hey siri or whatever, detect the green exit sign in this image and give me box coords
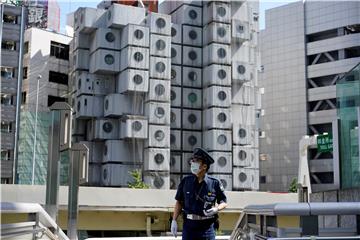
[317,134,333,153]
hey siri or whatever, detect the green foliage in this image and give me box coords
[288,178,298,193]
[128,170,150,189]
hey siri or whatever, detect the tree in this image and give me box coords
[128,170,150,189]
[288,178,297,193]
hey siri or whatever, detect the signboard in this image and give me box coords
[317,134,333,153]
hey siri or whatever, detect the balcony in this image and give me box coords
[308,109,337,125]
[308,85,336,102]
[1,49,19,68]
[1,77,18,94]
[0,132,15,149]
[307,33,360,55]
[1,105,16,122]
[307,57,360,79]
[2,22,21,41]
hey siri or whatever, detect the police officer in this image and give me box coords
[171,147,227,240]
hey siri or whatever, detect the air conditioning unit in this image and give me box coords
[117,69,149,94]
[203,107,232,130]
[149,56,171,80]
[106,4,145,29]
[210,174,232,191]
[146,124,170,148]
[101,163,142,187]
[146,79,171,103]
[170,174,181,189]
[233,167,259,190]
[231,19,250,43]
[182,130,202,151]
[203,43,231,66]
[232,84,255,105]
[75,95,104,119]
[203,129,232,151]
[170,130,181,150]
[87,118,119,140]
[172,5,202,26]
[145,102,171,125]
[182,152,192,173]
[89,49,120,74]
[143,171,170,189]
[171,65,182,86]
[104,94,144,117]
[150,34,171,58]
[182,25,202,47]
[76,71,115,96]
[182,46,202,67]
[233,146,258,168]
[73,31,90,50]
[171,44,182,65]
[120,46,149,71]
[170,107,181,129]
[203,64,231,87]
[90,28,121,53]
[182,88,202,109]
[232,105,255,126]
[145,12,171,36]
[103,139,143,163]
[73,49,89,71]
[232,124,256,146]
[144,148,170,171]
[74,7,103,33]
[88,162,101,186]
[208,152,232,174]
[170,87,181,108]
[120,116,148,140]
[121,24,150,49]
[171,23,182,44]
[203,22,231,45]
[80,141,104,163]
[232,62,253,83]
[170,153,181,173]
[182,109,202,130]
[182,67,202,88]
[203,86,231,108]
[203,2,231,26]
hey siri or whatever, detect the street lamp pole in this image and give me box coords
[31,75,41,185]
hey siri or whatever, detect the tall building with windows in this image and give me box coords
[16,27,72,184]
[1,4,24,184]
[259,1,360,192]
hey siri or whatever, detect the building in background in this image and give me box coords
[17,27,72,184]
[24,0,61,32]
[1,4,24,184]
[259,1,360,192]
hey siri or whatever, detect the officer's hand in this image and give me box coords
[171,219,178,237]
[203,207,219,216]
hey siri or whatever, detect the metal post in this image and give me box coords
[13,6,26,184]
[31,77,40,185]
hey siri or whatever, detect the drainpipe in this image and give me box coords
[146,216,152,237]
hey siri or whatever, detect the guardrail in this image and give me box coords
[86,237,230,240]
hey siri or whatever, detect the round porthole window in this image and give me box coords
[134,52,144,62]
[218,69,227,79]
[155,130,165,141]
[217,7,226,17]
[239,172,247,182]
[171,69,176,80]
[239,128,247,138]
[217,27,226,37]
[154,153,164,164]
[220,179,227,189]
[217,112,227,123]
[218,91,227,101]
[133,74,143,85]
[217,48,226,59]
[154,176,164,188]
[155,62,166,73]
[189,30,197,40]
[188,114,197,124]
[105,32,115,42]
[188,71,197,82]
[188,92,197,103]
[217,134,227,145]
[189,9,197,20]
[102,122,113,133]
[155,107,165,118]
[171,90,176,101]
[104,54,114,65]
[188,50,197,61]
[170,111,176,123]
[155,84,165,96]
[171,48,177,58]
[170,134,176,144]
[156,18,166,29]
[239,150,247,160]
[238,65,246,74]
[134,29,144,40]
[171,27,177,37]
[132,121,142,131]
[218,157,227,167]
[188,135,197,146]
[156,39,166,51]
[104,99,109,110]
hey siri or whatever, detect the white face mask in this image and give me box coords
[190,162,201,175]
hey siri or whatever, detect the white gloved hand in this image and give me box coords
[203,207,219,217]
[171,219,178,237]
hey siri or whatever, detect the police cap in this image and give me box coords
[193,147,214,166]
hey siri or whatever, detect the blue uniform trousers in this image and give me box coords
[182,218,215,240]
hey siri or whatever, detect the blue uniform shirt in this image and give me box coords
[175,174,227,216]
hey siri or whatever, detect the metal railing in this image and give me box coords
[1,202,69,240]
[86,237,230,240]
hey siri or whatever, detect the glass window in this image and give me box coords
[1,122,12,133]
[1,150,11,161]
[1,94,13,106]
[1,67,15,79]
[50,41,69,60]
[23,67,28,79]
[3,14,17,24]
[2,40,16,51]
[24,42,29,54]
[49,71,69,85]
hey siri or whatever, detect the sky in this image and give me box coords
[57,0,299,34]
